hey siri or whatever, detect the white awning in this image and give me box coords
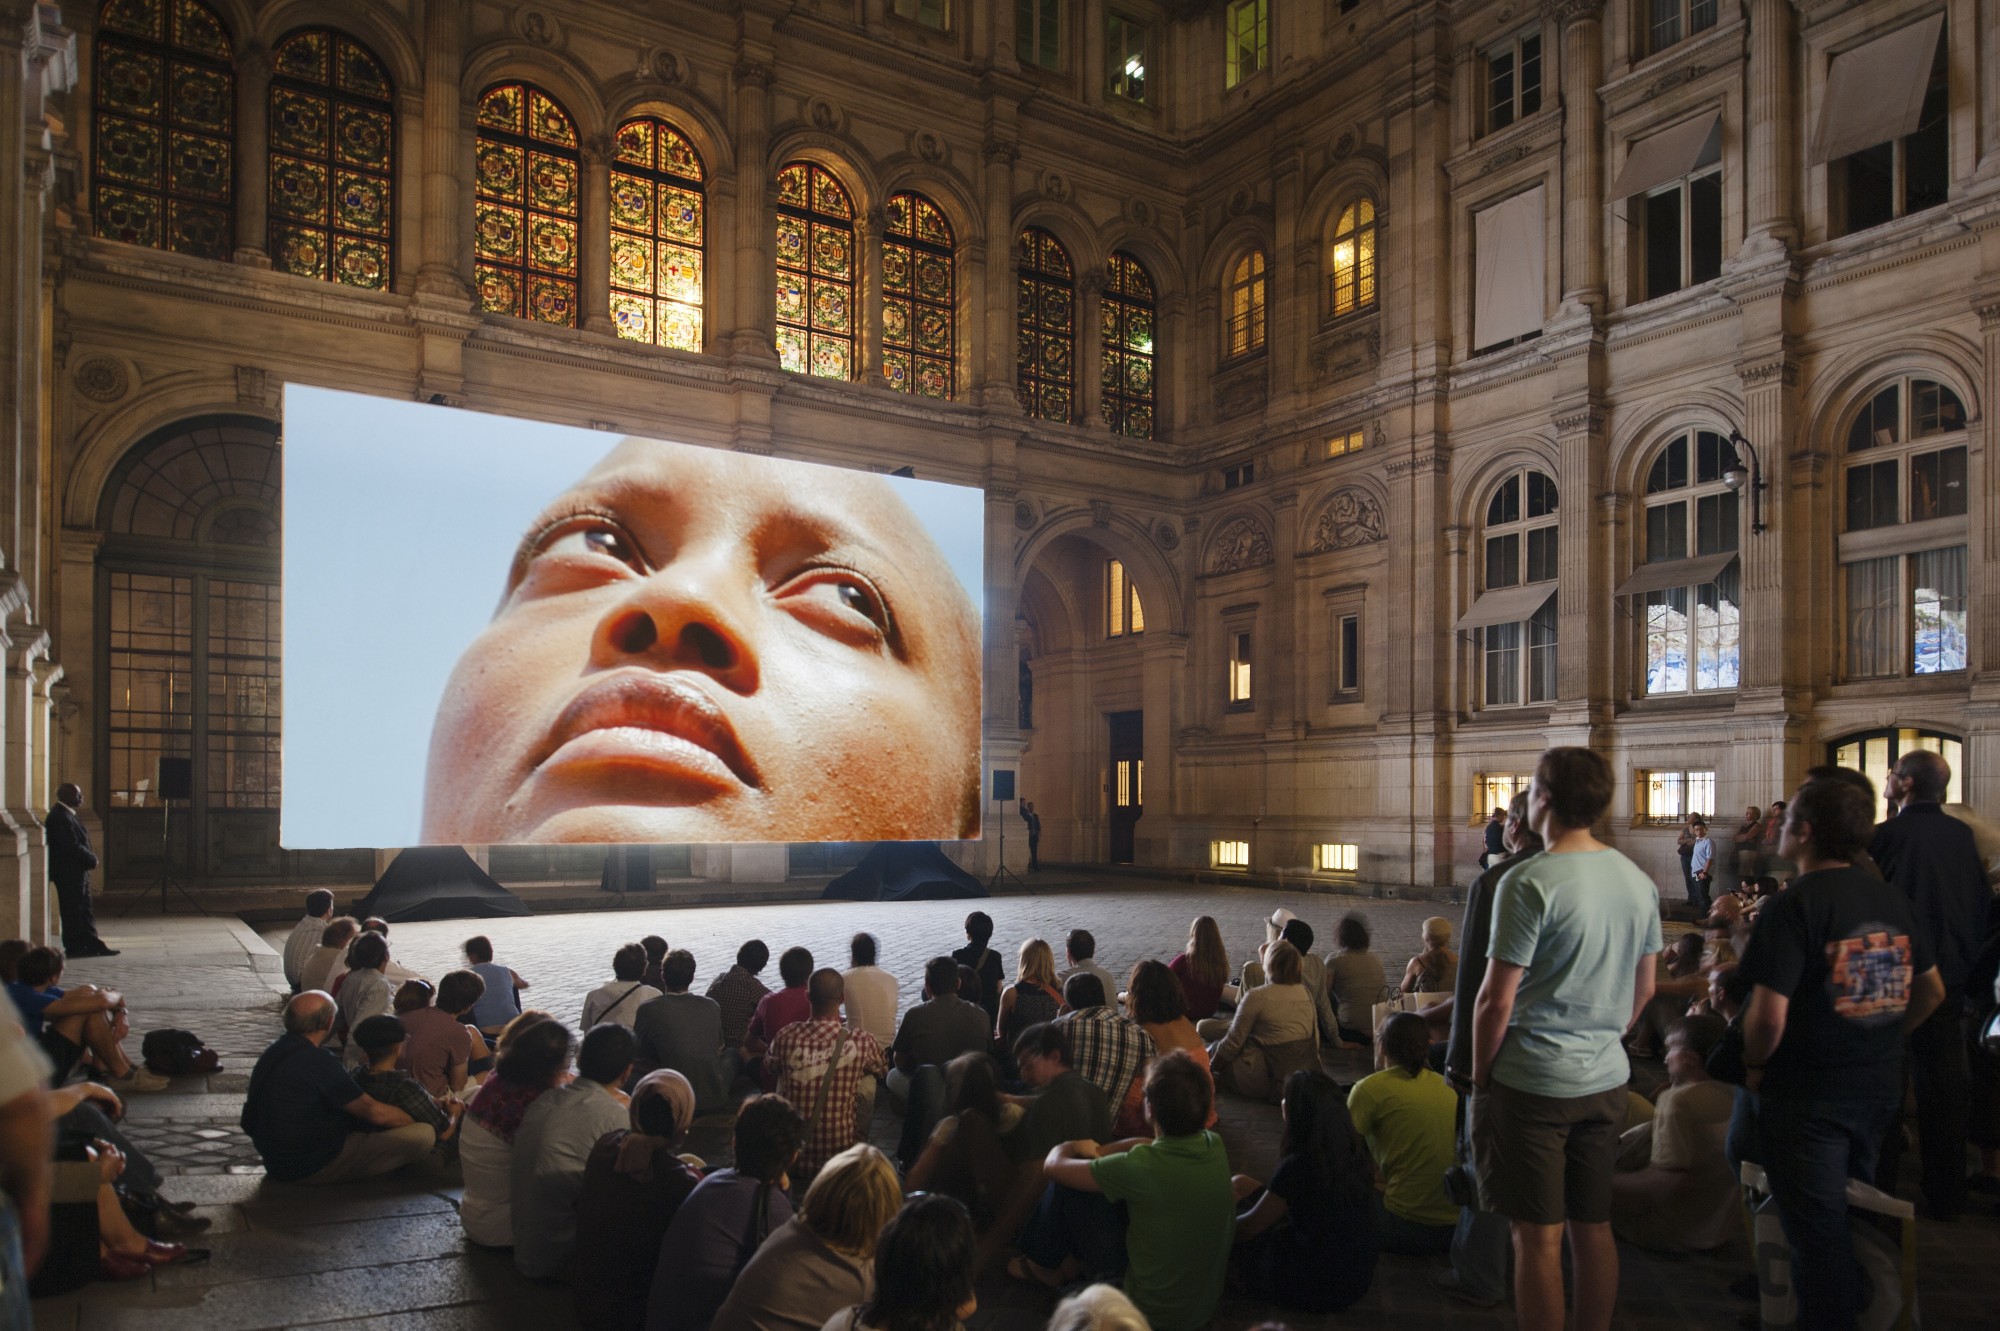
[1473,185,1546,352]
[1810,13,1945,165]
[1614,552,1738,599]
[1610,111,1722,201]
[1454,583,1555,631]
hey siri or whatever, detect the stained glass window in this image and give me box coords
[609,117,705,351]
[1017,228,1074,423]
[774,162,856,379]
[1227,250,1265,357]
[474,83,581,326]
[884,193,955,399]
[1102,252,1156,439]
[93,0,236,259]
[267,29,393,289]
[1329,198,1377,318]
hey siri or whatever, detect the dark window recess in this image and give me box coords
[1337,614,1360,692]
[1647,500,1689,562]
[1843,143,1896,233]
[1644,189,1682,301]
[1846,460,1900,532]
[1909,446,1967,521]
[1486,533,1520,589]
[1905,81,1949,212]
[1689,172,1722,285]
[1694,490,1738,555]
[1526,526,1558,583]
[1223,462,1254,489]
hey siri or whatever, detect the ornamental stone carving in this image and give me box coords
[1013,498,1037,530]
[1308,488,1386,551]
[1154,519,1179,550]
[1206,517,1274,574]
[73,358,128,403]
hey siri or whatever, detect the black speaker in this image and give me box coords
[991,769,1016,802]
[157,757,193,801]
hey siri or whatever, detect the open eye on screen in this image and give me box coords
[779,568,895,641]
[527,515,649,574]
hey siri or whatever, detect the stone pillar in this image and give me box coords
[232,43,272,267]
[1137,633,1188,866]
[859,206,884,385]
[1077,270,1105,428]
[1290,237,1318,398]
[580,134,613,333]
[1266,491,1300,736]
[979,131,1019,409]
[730,46,778,360]
[1268,152,1302,410]
[1743,0,1798,248]
[1736,355,1800,690]
[1552,397,1610,702]
[1553,1,1605,313]
[416,0,469,299]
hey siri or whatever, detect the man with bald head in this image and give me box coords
[239,991,434,1184]
[769,968,887,1176]
[46,782,113,958]
[1869,748,1995,1218]
[420,438,983,846]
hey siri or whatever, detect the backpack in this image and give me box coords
[142,1028,222,1077]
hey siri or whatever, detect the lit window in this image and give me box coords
[474,83,581,325]
[894,0,947,30]
[1017,0,1061,70]
[774,161,856,380]
[1228,631,1253,703]
[1649,0,1718,55]
[1640,431,1742,694]
[1484,29,1542,135]
[1115,758,1144,807]
[608,117,706,351]
[1226,250,1267,357]
[1213,839,1250,868]
[1835,29,1948,236]
[1639,769,1716,822]
[1018,227,1075,422]
[1480,469,1559,707]
[1314,843,1358,873]
[1328,199,1377,319]
[1474,772,1531,822]
[1224,0,1268,89]
[1327,428,1366,458]
[267,29,394,288]
[883,192,956,399]
[1832,729,1963,808]
[1335,612,1361,695]
[1102,253,1157,439]
[1108,14,1148,101]
[1107,559,1146,637]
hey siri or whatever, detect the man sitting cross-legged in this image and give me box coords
[632,948,733,1114]
[770,969,888,1181]
[240,991,435,1184]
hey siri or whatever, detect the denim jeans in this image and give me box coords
[1017,1182,1129,1280]
[0,1193,26,1328]
[1756,1092,1898,1331]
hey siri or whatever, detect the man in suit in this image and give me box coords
[47,783,115,958]
[1022,801,1043,872]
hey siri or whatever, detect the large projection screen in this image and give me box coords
[282,385,985,849]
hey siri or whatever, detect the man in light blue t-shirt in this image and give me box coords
[1470,746,1660,1331]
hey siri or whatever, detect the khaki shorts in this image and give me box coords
[1470,1079,1627,1225]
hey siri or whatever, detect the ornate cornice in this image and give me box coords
[1542,0,1605,26]
[1386,450,1447,479]
[1552,405,1604,436]
[1737,357,1798,389]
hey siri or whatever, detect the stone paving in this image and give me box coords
[29,878,2000,1329]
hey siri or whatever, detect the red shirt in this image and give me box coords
[747,986,814,1089]
[771,1017,888,1172]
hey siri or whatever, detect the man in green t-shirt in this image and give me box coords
[1019,1050,1234,1331]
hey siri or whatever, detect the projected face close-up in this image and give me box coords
[419,439,982,845]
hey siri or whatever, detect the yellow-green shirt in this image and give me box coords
[1347,1066,1460,1227]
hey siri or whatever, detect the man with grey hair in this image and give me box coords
[240,991,433,1184]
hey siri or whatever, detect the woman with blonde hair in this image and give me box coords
[1206,941,1317,1102]
[1045,1285,1150,1331]
[1168,917,1228,1020]
[1397,917,1457,995]
[995,939,1064,1068]
[712,1143,902,1331]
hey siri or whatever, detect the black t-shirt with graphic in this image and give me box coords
[1738,865,1934,1100]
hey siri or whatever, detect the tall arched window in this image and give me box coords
[1479,469,1558,706]
[1327,198,1377,319]
[1017,228,1074,422]
[1102,252,1157,439]
[1831,727,1964,812]
[1226,250,1266,358]
[883,192,955,399]
[267,29,393,288]
[474,83,580,326]
[1842,376,1969,678]
[775,162,856,379]
[609,117,705,351]
[1637,431,1740,694]
[93,0,235,259]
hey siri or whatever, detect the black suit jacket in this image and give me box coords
[46,803,99,883]
[1869,801,1992,992]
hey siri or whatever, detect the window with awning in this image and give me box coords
[1472,185,1546,354]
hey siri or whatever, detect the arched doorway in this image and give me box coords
[1828,726,1963,816]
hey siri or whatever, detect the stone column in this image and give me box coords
[415,0,469,299]
[1736,355,1800,690]
[232,43,272,266]
[1553,1,1605,313]
[580,134,613,333]
[1551,397,1609,702]
[859,206,884,385]
[979,132,1020,409]
[1743,0,1798,248]
[1266,491,1300,737]
[1137,632,1188,867]
[1077,270,1105,428]
[729,46,777,359]
[1268,151,1302,410]
[1290,238,1318,397]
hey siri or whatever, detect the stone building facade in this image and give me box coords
[0,0,1996,932]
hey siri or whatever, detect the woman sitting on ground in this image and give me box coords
[1324,914,1385,1048]
[903,1054,1019,1218]
[995,939,1064,1072]
[1345,1013,1458,1256]
[710,1143,902,1331]
[819,1193,978,1331]
[1205,941,1317,1103]
[647,1095,806,1331]
[335,932,397,1063]
[1231,1070,1376,1312]
[1168,917,1229,1022]
[75,1138,207,1284]
[458,1013,566,1247]
[1122,961,1213,1133]
[1397,917,1457,996]
[574,1069,704,1330]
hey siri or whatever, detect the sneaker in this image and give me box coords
[109,1067,171,1093]
[1427,1269,1499,1308]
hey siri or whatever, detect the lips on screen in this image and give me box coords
[279,385,985,849]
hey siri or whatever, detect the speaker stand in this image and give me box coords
[120,798,208,916]
[987,799,1023,891]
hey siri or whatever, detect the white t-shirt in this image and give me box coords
[842,966,900,1045]
[581,979,662,1030]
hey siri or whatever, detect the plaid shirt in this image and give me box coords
[1055,1007,1151,1110]
[771,1016,887,1173]
[705,966,772,1046]
[355,1067,451,1136]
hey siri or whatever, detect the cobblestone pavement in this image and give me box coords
[29,881,2000,1329]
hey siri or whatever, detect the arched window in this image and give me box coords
[1017,228,1074,423]
[267,29,393,288]
[1637,431,1740,694]
[1841,376,1969,678]
[1226,250,1266,358]
[1102,252,1157,439]
[1327,198,1377,319]
[609,117,705,351]
[1479,469,1558,706]
[473,83,580,326]
[884,192,955,399]
[1830,727,1964,812]
[93,0,235,259]
[774,162,856,380]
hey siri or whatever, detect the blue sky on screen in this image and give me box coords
[281,384,985,849]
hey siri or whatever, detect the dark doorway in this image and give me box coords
[1108,710,1143,863]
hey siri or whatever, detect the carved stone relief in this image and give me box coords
[1308,488,1386,552]
[1205,517,1274,574]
